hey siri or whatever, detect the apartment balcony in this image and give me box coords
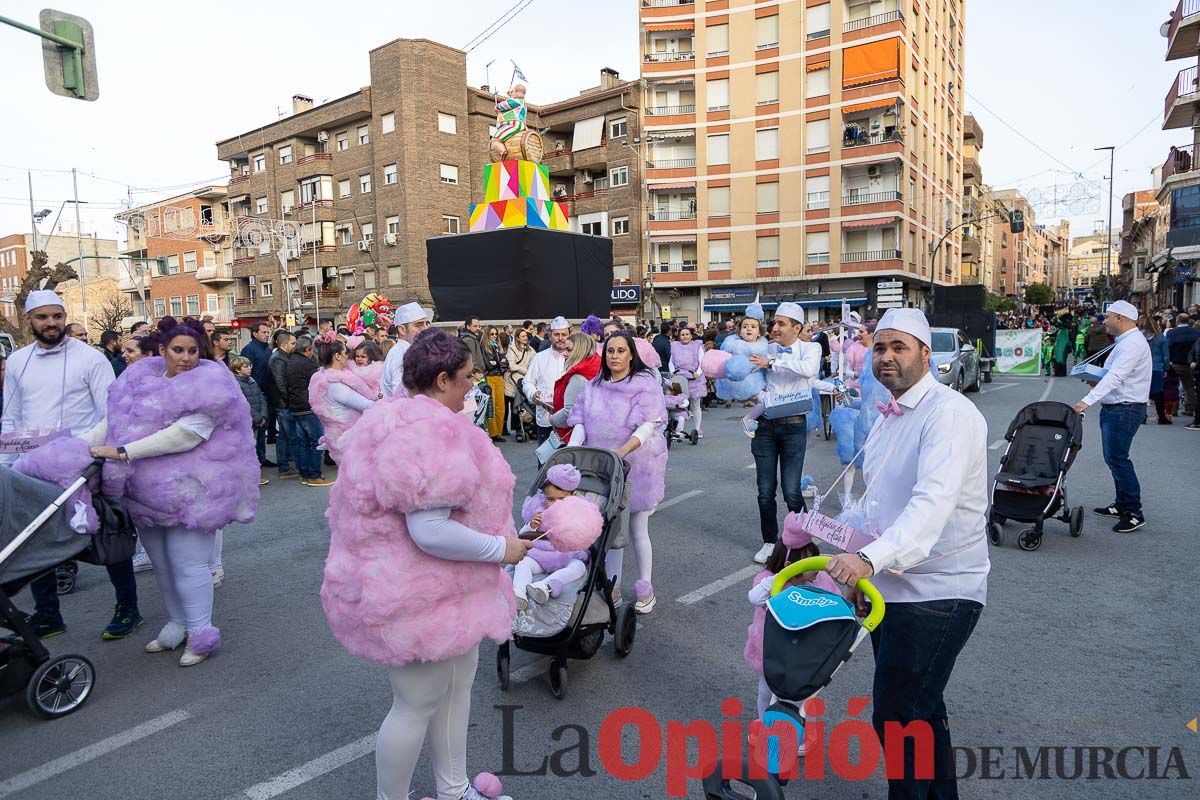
[543,147,573,176]
[651,261,698,273]
[962,233,981,263]
[643,50,695,74]
[641,0,694,19]
[841,248,903,265]
[842,129,905,159]
[293,199,338,223]
[648,157,696,169]
[228,173,251,188]
[1163,65,1199,129]
[118,271,150,294]
[963,155,980,181]
[843,10,904,37]
[963,114,984,147]
[294,152,334,179]
[1166,0,1200,61]
[646,103,696,118]
[196,263,236,284]
[841,189,902,207]
[300,286,341,304]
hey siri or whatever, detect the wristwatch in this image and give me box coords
[856,552,874,574]
[116,446,129,462]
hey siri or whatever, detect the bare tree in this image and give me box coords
[0,251,80,346]
[89,292,133,337]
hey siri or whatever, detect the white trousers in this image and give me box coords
[209,528,223,571]
[377,645,479,800]
[138,525,215,633]
[604,509,653,589]
[689,396,703,433]
[513,557,587,598]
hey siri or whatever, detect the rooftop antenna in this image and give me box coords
[485,59,495,95]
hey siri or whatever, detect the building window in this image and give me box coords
[756,127,780,160]
[336,131,349,151]
[381,112,395,134]
[806,68,830,98]
[438,112,457,134]
[384,163,397,184]
[280,189,295,214]
[708,186,730,216]
[386,215,400,235]
[756,236,780,268]
[253,154,265,172]
[443,215,460,235]
[807,2,831,38]
[612,217,630,236]
[278,145,292,165]
[804,120,829,154]
[364,270,377,289]
[757,182,779,214]
[609,117,628,139]
[186,294,200,315]
[339,227,353,245]
[360,173,372,193]
[709,239,731,268]
[806,231,831,264]
[582,221,603,236]
[357,124,369,145]
[440,164,459,185]
[184,251,198,272]
[708,133,730,165]
[706,78,729,111]
[204,251,216,268]
[154,298,166,317]
[756,15,779,49]
[388,266,403,285]
[170,296,183,316]
[342,271,357,291]
[166,255,180,275]
[706,23,729,56]
[609,166,629,187]
[300,178,323,204]
[256,197,269,214]
[338,179,351,198]
[613,264,631,281]
[361,222,373,242]
[260,281,273,298]
[206,293,218,312]
[756,72,779,105]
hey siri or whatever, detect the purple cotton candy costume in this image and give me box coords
[670,340,706,398]
[308,366,375,463]
[101,357,258,531]
[321,395,517,667]
[568,370,667,513]
[13,436,100,533]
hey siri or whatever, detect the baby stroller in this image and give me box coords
[663,374,698,448]
[497,447,634,699]
[509,378,537,442]
[702,556,885,798]
[467,381,492,430]
[989,401,1085,552]
[0,460,104,719]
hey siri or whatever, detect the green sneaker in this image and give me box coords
[101,606,144,641]
[26,614,66,639]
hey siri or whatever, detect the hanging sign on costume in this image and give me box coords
[798,509,878,553]
[0,428,68,455]
[995,329,1042,375]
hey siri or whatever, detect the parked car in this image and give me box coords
[930,327,981,392]
[0,332,15,358]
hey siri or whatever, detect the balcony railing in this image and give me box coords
[1162,143,1196,182]
[195,264,234,282]
[649,209,698,221]
[296,153,333,166]
[647,104,696,116]
[842,249,902,263]
[643,0,693,6]
[807,252,831,265]
[229,174,250,186]
[1164,65,1199,120]
[649,158,697,168]
[1168,0,1200,55]
[645,51,695,63]
[842,129,904,149]
[557,188,608,202]
[844,10,903,33]
[806,191,830,210]
[296,199,334,210]
[842,190,902,205]
[543,147,572,159]
[652,261,698,272]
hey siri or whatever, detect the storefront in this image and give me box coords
[610,284,642,319]
[701,282,868,323]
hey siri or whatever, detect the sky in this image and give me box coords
[0,0,1183,245]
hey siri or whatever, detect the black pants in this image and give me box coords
[536,425,552,445]
[24,558,139,622]
[1151,391,1167,422]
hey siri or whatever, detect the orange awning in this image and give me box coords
[842,98,896,115]
[805,60,830,72]
[842,38,903,88]
[646,21,695,32]
[843,216,898,229]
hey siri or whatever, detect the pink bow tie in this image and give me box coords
[876,397,904,418]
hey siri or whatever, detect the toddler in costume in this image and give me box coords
[744,513,841,752]
[712,296,772,433]
[514,464,594,609]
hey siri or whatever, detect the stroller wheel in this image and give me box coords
[547,656,568,700]
[1017,529,1043,552]
[988,523,1003,547]
[992,513,1007,525]
[63,561,78,575]
[614,604,637,657]
[1069,506,1084,537]
[54,568,76,596]
[702,761,786,800]
[690,429,699,446]
[496,643,510,691]
[25,654,96,719]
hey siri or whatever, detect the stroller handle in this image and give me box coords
[771,556,886,633]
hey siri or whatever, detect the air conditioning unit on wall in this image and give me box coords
[317,131,329,142]
[357,240,371,251]
[385,233,397,245]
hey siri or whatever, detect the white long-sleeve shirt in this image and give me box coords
[379,338,410,399]
[857,373,991,605]
[1,338,114,464]
[763,339,822,413]
[325,382,375,418]
[1081,327,1152,407]
[405,508,506,563]
[523,347,568,428]
[568,420,660,448]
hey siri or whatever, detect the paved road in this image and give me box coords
[2,376,1197,799]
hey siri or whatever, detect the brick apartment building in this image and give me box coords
[215,38,644,327]
[639,0,966,323]
[1,232,118,327]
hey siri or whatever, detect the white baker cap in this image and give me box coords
[550,316,570,330]
[876,307,932,348]
[775,302,804,323]
[394,302,428,325]
[24,290,64,313]
[1107,300,1138,321]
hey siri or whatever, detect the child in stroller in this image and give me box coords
[664,375,698,447]
[513,464,593,610]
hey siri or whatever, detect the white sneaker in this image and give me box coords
[742,417,758,439]
[753,543,774,564]
[526,581,551,605]
[132,551,153,573]
[211,567,224,588]
[461,788,512,800]
[634,594,656,615]
[179,646,209,667]
[514,594,529,612]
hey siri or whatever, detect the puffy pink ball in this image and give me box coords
[543,496,604,552]
[701,349,732,379]
[474,772,503,797]
[634,337,661,369]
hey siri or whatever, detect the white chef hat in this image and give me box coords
[394,302,428,325]
[550,316,570,330]
[876,307,932,348]
[774,302,804,323]
[1106,300,1138,321]
[24,290,64,313]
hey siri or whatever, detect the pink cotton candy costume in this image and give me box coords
[308,366,375,464]
[350,360,384,398]
[670,339,706,399]
[321,394,517,667]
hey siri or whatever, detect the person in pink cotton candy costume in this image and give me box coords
[321,328,529,800]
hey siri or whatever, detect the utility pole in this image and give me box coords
[71,167,88,331]
[1095,145,1115,304]
[312,199,319,329]
[27,171,38,251]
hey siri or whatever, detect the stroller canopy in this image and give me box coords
[997,401,1083,488]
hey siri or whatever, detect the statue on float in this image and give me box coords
[489,66,544,163]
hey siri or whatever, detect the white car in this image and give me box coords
[930,327,981,393]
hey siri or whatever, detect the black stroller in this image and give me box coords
[497,447,635,699]
[0,460,104,719]
[510,378,537,443]
[989,401,1085,552]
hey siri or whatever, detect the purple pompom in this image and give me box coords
[634,579,654,601]
[188,625,221,655]
[543,496,604,552]
[473,772,503,798]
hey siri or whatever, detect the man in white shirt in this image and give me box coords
[825,307,989,800]
[1,291,142,640]
[523,316,572,444]
[1072,300,1152,532]
[380,302,431,398]
[747,302,822,564]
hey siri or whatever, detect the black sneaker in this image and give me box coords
[1093,505,1121,517]
[25,614,66,639]
[101,605,144,640]
[1185,423,1200,431]
[1113,515,1145,533]
[260,459,278,468]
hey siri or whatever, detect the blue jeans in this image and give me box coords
[289,412,324,479]
[1099,403,1144,517]
[275,408,294,473]
[750,416,808,544]
[255,421,267,463]
[871,598,984,800]
[28,557,139,622]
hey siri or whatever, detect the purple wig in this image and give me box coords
[580,315,603,337]
[148,316,211,360]
[402,327,470,394]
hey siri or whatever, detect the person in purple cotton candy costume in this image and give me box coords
[512,464,602,609]
[669,326,707,437]
[83,316,259,667]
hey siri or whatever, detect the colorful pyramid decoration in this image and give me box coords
[469,159,570,232]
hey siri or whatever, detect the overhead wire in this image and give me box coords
[463,0,535,54]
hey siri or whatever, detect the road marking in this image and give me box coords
[980,383,1018,394]
[652,489,705,515]
[1038,378,1055,403]
[744,463,756,470]
[511,657,551,684]
[0,710,190,798]
[677,565,761,605]
[989,439,1007,450]
[235,734,377,800]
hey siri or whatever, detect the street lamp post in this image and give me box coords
[1095,146,1115,304]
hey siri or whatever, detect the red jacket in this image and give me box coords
[553,353,601,443]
